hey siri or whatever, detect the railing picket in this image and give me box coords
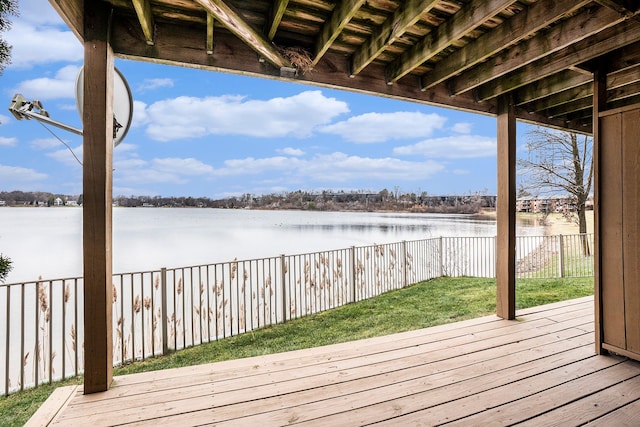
[0,232,596,396]
[5,286,10,396]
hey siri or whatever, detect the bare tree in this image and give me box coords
[518,127,593,253]
[0,0,18,75]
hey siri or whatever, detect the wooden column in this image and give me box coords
[496,94,516,320]
[593,68,606,355]
[82,0,114,393]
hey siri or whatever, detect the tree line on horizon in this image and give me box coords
[0,189,496,214]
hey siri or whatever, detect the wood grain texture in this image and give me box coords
[496,94,516,320]
[28,297,640,426]
[599,112,626,350]
[82,0,114,394]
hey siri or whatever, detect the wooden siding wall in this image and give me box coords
[599,103,640,360]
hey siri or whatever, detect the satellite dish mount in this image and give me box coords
[8,67,133,147]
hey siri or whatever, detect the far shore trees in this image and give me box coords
[518,127,593,254]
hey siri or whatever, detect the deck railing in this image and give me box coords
[0,233,593,395]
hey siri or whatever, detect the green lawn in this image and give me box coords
[0,276,594,426]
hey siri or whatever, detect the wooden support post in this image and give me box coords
[496,94,517,320]
[593,68,607,355]
[82,0,114,393]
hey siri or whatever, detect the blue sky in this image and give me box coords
[0,2,531,199]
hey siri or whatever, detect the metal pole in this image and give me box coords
[161,268,168,355]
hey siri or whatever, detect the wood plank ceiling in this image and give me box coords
[50,0,640,134]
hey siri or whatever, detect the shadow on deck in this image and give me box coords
[27,296,640,426]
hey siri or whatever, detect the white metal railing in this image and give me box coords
[0,233,593,395]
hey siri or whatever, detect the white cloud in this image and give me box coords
[47,144,83,167]
[0,114,12,125]
[220,156,297,176]
[30,138,61,150]
[393,135,496,158]
[152,158,215,175]
[0,164,48,182]
[453,169,471,175]
[13,65,80,100]
[301,152,445,181]
[319,111,447,143]
[452,122,472,134]
[137,78,174,92]
[213,152,444,182]
[140,90,349,141]
[113,156,216,186]
[0,137,18,147]
[5,22,82,69]
[131,100,150,128]
[17,3,67,26]
[277,147,305,156]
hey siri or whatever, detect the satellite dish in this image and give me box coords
[75,66,133,147]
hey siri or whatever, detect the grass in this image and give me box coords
[0,276,594,426]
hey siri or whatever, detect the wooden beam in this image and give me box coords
[313,0,365,66]
[524,83,592,113]
[267,0,289,40]
[82,0,114,394]
[48,0,83,42]
[608,63,640,88]
[109,17,499,116]
[193,0,291,69]
[515,65,640,109]
[515,108,593,135]
[420,0,590,90]
[349,0,439,77]
[386,0,517,84]
[594,0,640,22]
[131,0,154,45]
[546,97,592,118]
[514,71,592,105]
[475,17,640,101]
[449,5,623,96]
[206,14,214,54]
[496,94,516,320]
[593,68,607,355]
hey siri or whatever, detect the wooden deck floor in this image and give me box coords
[28,296,640,426]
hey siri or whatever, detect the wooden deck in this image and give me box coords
[28,296,640,426]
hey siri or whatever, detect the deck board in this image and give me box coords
[29,296,640,426]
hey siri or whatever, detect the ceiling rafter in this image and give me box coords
[475,18,640,101]
[547,97,592,118]
[420,0,591,91]
[131,0,155,45]
[448,5,624,96]
[349,0,439,77]
[385,0,517,85]
[514,71,592,105]
[51,0,640,134]
[193,0,291,69]
[520,63,640,111]
[514,106,590,133]
[594,0,640,21]
[206,13,214,54]
[267,0,289,40]
[524,83,592,113]
[313,0,365,66]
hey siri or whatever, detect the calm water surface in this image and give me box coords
[0,207,542,283]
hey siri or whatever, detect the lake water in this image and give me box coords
[0,207,543,284]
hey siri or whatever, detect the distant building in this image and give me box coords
[54,197,64,206]
[516,196,591,214]
[0,200,5,207]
